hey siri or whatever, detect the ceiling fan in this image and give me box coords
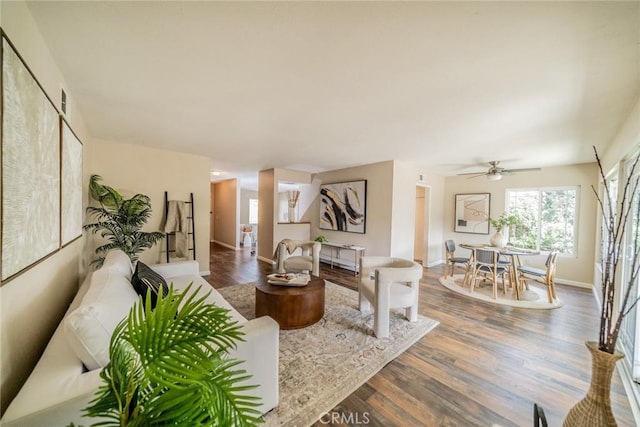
[457,161,541,181]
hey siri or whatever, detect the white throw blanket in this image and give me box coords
[164,200,189,258]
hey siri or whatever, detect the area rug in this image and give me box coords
[439,274,563,309]
[217,281,439,427]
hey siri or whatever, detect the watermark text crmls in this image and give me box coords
[319,411,371,425]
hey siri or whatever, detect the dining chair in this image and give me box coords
[533,403,548,427]
[444,240,470,279]
[518,251,559,303]
[471,248,508,299]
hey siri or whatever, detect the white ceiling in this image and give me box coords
[26,1,640,187]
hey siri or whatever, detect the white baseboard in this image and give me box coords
[426,259,444,268]
[555,278,592,289]
[199,270,211,276]
[257,255,275,264]
[213,240,239,251]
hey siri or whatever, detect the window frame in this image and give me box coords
[505,185,580,257]
[248,198,259,225]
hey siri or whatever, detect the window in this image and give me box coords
[249,198,258,224]
[506,187,578,255]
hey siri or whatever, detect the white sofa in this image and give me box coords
[1,250,279,426]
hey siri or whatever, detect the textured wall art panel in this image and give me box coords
[319,180,367,234]
[2,38,60,281]
[454,193,490,234]
[61,119,83,246]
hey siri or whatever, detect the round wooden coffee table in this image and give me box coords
[255,276,325,329]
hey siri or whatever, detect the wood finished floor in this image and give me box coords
[205,243,635,427]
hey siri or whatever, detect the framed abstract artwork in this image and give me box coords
[319,180,367,234]
[1,35,60,281]
[60,118,83,246]
[454,193,490,234]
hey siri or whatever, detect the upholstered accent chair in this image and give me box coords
[276,240,321,276]
[358,256,423,338]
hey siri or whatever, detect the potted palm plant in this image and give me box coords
[84,175,165,268]
[81,284,261,426]
[563,146,640,426]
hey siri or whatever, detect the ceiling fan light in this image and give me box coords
[487,173,502,181]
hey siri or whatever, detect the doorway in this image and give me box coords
[414,185,430,266]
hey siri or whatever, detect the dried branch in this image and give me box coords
[593,145,640,354]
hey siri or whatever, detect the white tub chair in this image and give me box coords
[358,256,423,338]
[276,240,321,276]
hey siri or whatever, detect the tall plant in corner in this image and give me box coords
[563,146,640,427]
[84,175,164,268]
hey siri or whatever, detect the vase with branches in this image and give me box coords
[488,212,521,233]
[487,212,522,248]
[83,175,164,268]
[563,146,640,426]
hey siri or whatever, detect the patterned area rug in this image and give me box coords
[217,281,439,427]
[439,274,564,309]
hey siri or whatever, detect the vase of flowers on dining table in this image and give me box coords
[488,213,521,248]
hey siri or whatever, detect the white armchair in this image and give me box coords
[276,240,321,276]
[358,256,423,338]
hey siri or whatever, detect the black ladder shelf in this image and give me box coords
[164,191,196,263]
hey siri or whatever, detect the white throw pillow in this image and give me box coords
[101,249,134,280]
[64,267,138,370]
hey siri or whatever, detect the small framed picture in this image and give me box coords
[454,193,490,234]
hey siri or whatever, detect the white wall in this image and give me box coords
[240,189,258,225]
[91,140,211,273]
[414,187,425,261]
[391,162,446,265]
[0,1,92,413]
[443,163,598,286]
[601,97,640,172]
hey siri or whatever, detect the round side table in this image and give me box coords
[255,276,325,329]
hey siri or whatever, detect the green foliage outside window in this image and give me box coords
[507,188,577,254]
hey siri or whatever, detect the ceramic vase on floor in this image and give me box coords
[562,341,624,427]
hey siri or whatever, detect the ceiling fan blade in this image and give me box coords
[457,171,487,176]
[502,167,542,173]
[465,173,488,179]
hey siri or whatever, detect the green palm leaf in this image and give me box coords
[85,175,165,268]
[83,284,261,426]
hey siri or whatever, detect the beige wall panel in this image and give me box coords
[213,179,239,248]
[210,183,215,241]
[91,139,210,273]
[258,169,275,260]
[311,161,394,257]
[0,0,91,413]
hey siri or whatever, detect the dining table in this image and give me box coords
[459,243,541,300]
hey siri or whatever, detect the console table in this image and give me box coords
[319,242,365,276]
